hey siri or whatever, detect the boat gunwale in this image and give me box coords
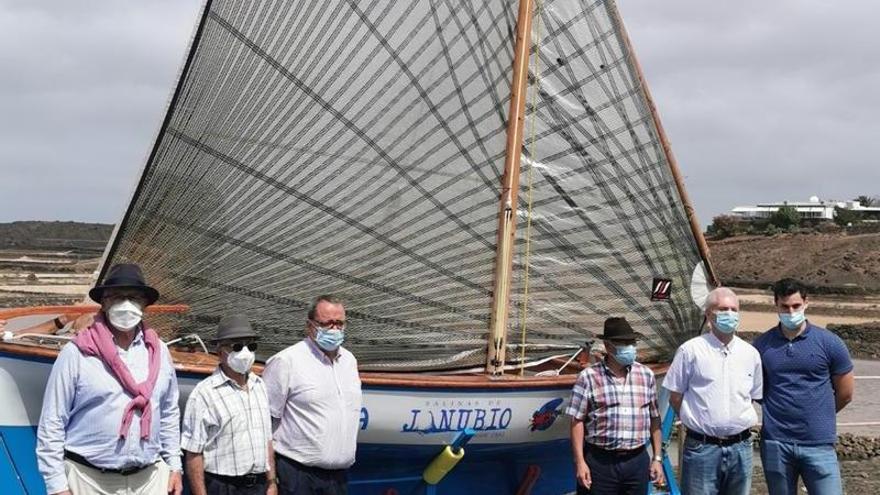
[0,305,668,389]
[0,340,668,390]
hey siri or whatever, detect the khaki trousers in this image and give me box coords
[64,460,170,495]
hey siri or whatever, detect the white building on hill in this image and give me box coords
[731,196,880,221]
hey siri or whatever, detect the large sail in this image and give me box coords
[102,0,711,371]
[507,1,708,365]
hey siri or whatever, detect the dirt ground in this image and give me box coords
[749,457,880,494]
[709,232,880,293]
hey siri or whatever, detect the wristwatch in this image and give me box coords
[652,455,663,463]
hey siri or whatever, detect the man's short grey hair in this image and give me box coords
[705,287,738,313]
[307,294,344,320]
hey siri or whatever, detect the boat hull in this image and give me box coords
[1,346,577,494]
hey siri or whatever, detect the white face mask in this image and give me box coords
[107,300,143,331]
[226,346,256,374]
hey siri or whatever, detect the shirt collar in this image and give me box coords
[600,357,630,377]
[108,321,145,350]
[705,331,736,351]
[774,320,813,340]
[802,321,814,336]
[305,337,341,363]
[211,366,258,389]
[119,327,145,347]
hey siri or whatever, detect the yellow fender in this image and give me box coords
[422,445,465,485]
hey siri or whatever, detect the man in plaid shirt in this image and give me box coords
[567,317,664,495]
[182,315,276,495]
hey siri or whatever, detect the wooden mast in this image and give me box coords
[606,0,719,286]
[486,0,535,375]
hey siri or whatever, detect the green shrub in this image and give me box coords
[834,206,863,227]
[707,215,748,239]
[769,205,800,229]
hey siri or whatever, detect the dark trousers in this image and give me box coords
[275,454,348,495]
[577,445,650,495]
[204,472,268,495]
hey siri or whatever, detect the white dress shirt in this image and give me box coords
[262,339,362,469]
[663,332,762,437]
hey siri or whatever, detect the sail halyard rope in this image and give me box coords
[518,0,544,377]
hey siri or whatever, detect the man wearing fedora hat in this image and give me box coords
[566,317,664,495]
[181,314,276,495]
[36,263,183,495]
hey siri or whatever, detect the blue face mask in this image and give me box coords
[315,327,345,351]
[714,310,739,334]
[613,344,637,366]
[779,311,806,330]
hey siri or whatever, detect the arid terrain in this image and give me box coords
[709,232,880,294]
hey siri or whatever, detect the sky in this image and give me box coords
[1,0,878,226]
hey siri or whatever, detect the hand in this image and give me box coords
[575,460,591,489]
[0,319,6,331]
[650,460,665,486]
[71,313,95,332]
[267,481,278,495]
[168,470,183,495]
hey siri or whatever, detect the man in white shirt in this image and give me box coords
[262,295,362,495]
[181,314,276,495]
[663,287,762,495]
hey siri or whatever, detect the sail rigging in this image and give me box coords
[100,0,713,371]
[505,0,711,364]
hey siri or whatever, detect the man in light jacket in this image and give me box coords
[37,263,183,495]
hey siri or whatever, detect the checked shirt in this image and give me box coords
[181,368,272,476]
[566,359,660,450]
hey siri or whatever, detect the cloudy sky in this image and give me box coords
[1,0,878,226]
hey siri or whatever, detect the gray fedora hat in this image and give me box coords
[211,314,259,342]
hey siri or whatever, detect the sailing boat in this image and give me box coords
[0,0,716,493]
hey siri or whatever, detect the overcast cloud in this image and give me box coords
[1,0,878,226]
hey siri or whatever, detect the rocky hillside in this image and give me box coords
[3,222,880,294]
[709,232,880,294]
[0,221,112,253]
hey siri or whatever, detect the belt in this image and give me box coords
[687,429,752,446]
[64,450,151,476]
[205,471,268,487]
[276,453,347,475]
[586,444,646,457]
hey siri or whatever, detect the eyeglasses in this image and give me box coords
[310,319,346,330]
[224,341,258,352]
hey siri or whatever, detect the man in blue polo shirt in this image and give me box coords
[752,278,855,495]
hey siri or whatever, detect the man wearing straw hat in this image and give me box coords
[36,263,183,495]
[181,314,276,495]
[567,317,664,495]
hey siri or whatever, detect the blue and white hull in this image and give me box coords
[1,345,577,494]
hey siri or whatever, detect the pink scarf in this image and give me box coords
[73,315,162,440]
